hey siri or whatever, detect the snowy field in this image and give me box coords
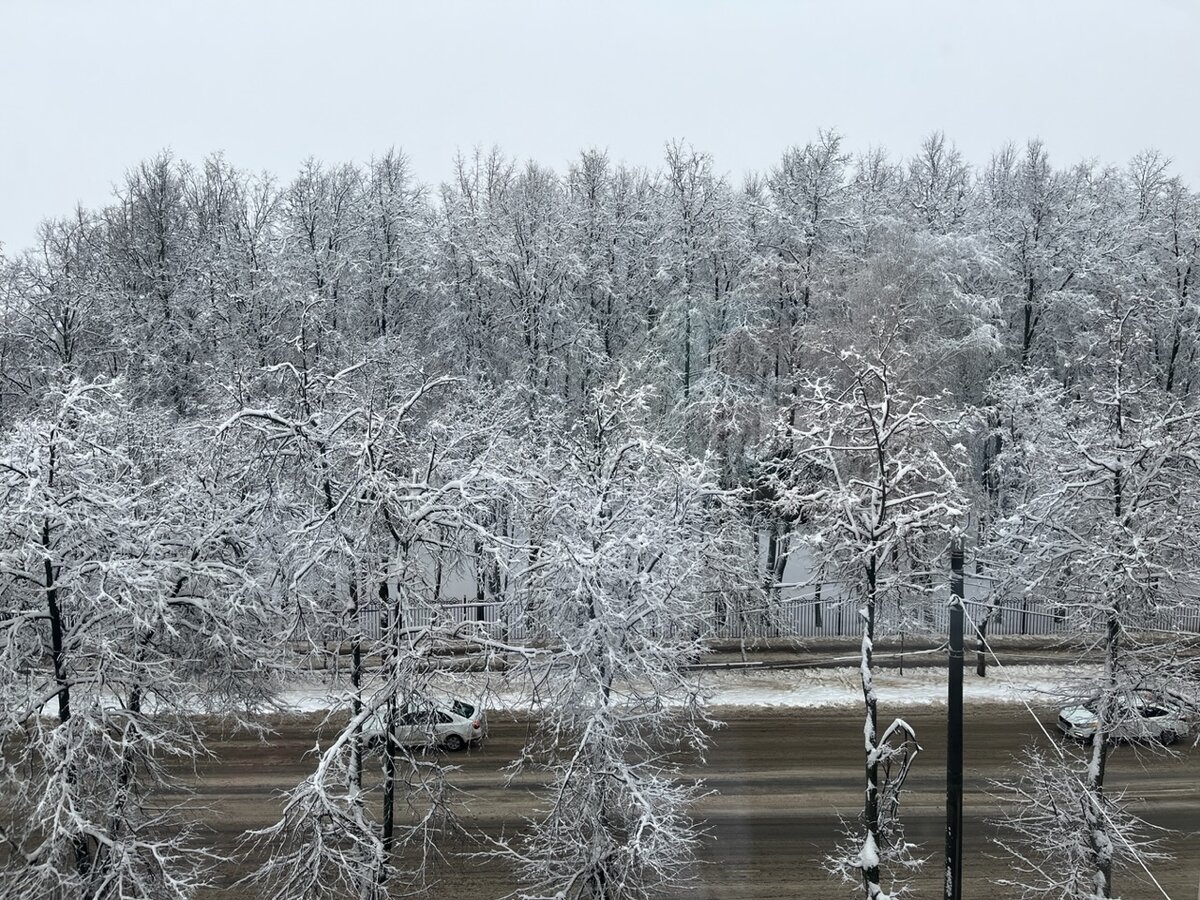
[274,664,1100,715]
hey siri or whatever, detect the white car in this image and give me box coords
[364,699,487,752]
[1057,694,1189,745]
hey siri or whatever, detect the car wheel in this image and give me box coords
[443,734,466,752]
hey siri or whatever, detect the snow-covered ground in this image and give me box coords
[697,664,1097,709]
[274,664,1100,715]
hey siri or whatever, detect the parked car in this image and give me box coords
[364,698,486,752]
[1057,693,1189,745]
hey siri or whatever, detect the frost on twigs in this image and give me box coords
[991,747,1167,900]
[765,347,962,899]
[979,341,1200,894]
[827,716,924,900]
[239,713,461,900]
[0,380,280,899]
[226,346,503,898]
[490,379,750,899]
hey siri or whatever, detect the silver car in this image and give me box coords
[364,698,487,752]
[1057,694,1188,745]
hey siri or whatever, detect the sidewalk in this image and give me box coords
[289,633,1116,675]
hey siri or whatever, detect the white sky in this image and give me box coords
[2,0,1198,253]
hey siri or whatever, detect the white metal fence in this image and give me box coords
[325,596,1200,644]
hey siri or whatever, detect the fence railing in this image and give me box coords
[317,596,1200,645]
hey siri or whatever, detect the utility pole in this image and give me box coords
[944,533,965,900]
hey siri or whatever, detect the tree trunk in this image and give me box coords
[1084,464,1125,897]
[763,524,779,600]
[860,553,882,897]
[378,549,409,893]
[348,578,364,808]
[1021,276,1037,366]
[43,516,92,882]
[1086,606,1120,898]
[683,303,692,400]
[974,602,995,678]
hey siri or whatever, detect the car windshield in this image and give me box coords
[450,700,474,718]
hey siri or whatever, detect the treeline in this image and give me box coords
[3,135,1198,481]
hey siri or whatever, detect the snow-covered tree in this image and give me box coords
[767,346,966,898]
[904,132,971,235]
[0,380,276,899]
[763,130,851,369]
[495,378,750,899]
[992,746,1169,900]
[984,282,1200,895]
[226,336,509,898]
[360,149,429,341]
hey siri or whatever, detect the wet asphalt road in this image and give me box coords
[188,704,1199,899]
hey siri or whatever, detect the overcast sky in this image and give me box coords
[2,0,1198,252]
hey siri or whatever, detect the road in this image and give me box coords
[188,704,1199,899]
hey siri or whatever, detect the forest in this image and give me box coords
[1,132,1198,899]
